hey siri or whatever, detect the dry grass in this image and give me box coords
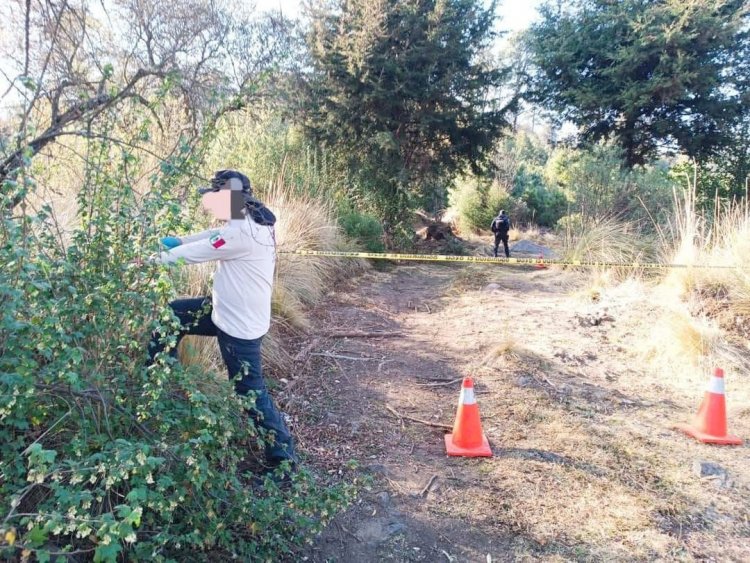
[648,183,750,378]
[436,268,749,561]
[563,215,655,268]
[638,299,724,383]
[269,179,366,309]
[558,198,748,394]
[481,337,519,363]
[447,265,491,294]
[508,226,524,241]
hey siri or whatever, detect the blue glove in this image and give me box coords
[161,236,182,249]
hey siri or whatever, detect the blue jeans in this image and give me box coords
[147,297,296,464]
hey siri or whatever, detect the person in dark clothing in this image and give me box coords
[491,209,511,258]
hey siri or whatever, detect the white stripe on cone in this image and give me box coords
[706,376,725,394]
[459,387,476,405]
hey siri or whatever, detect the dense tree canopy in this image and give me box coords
[526,0,750,167]
[303,0,512,226]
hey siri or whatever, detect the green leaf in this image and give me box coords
[94,541,122,563]
[20,76,37,91]
[27,525,48,547]
[126,487,147,503]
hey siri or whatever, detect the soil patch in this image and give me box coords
[279,260,750,562]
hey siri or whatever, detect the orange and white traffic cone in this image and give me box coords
[534,253,547,270]
[675,367,742,445]
[444,377,492,457]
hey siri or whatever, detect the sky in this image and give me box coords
[258,0,543,34]
[0,0,545,117]
[494,0,543,34]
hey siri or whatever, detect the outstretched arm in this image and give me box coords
[157,229,247,265]
[179,229,217,244]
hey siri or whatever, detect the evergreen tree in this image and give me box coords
[526,0,750,167]
[303,0,512,229]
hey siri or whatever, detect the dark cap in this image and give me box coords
[198,170,252,195]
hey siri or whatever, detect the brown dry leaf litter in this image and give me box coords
[277,260,750,562]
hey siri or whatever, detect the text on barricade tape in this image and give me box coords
[279,250,740,270]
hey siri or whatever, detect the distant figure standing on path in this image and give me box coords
[491,209,511,258]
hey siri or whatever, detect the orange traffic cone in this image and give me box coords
[675,367,742,445]
[535,253,547,269]
[444,377,492,457]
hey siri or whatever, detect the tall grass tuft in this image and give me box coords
[562,214,656,282]
[659,175,750,298]
[644,173,750,376]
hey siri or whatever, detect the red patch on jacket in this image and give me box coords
[209,234,226,249]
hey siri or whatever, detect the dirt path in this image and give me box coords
[282,262,750,562]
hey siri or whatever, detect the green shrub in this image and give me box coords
[337,205,385,252]
[449,175,514,232]
[514,165,569,226]
[545,143,676,227]
[0,131,354,562]
[204,112,349,201]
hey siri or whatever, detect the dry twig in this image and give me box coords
[338,522,362,543]
[415,377,463,387]
[385,404,452,430]
[311,352,379,361]
[419,474,439,497]
[323,331,403,338]
[293,338,320,362]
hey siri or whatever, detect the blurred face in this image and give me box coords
[201,190,231,221]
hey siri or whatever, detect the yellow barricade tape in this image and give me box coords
[281,250,740,270]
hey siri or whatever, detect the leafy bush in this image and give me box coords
[518,182,568,226]
[0,132,354,561]
[669,144,750,211]
[452,134,680,232]
[490,132,567,226]
[545,143,676,227]
[337,204,385,252]
[448,175,515,232]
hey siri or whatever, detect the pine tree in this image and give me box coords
[303,0,513,227]
[526,0,750,167]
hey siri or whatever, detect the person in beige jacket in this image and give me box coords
[149,169,296,471]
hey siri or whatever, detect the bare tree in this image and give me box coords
[0,0,295,210]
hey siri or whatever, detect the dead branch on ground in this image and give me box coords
[323,331,403,338]
[385,404,452,430]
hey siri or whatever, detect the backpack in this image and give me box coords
[491,215,509,234]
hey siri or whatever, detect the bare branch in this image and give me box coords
[23,0,31,77]
[1,0,296,209]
